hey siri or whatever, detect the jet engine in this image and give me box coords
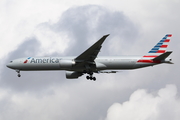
[59,60,76,69]
[66,71,83,79]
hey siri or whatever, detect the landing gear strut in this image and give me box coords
[86,72,96,81]
[16,70,21,77]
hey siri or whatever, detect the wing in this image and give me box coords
[74,34,109,70]
[75,34,109,62]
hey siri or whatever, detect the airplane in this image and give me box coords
[6,34,173,81]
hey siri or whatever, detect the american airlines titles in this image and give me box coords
[30,58,60,63]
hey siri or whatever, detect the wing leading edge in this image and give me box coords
[75,34,109,62]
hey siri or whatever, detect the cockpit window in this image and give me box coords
[10,61,13,63]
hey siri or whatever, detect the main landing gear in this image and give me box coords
[16,70,21,77]
[86,73,96,81]
[86,76,96,81]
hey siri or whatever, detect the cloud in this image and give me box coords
[0,2,179,120]
[47,5,138,56]
[0,84,179,120]
[105,84,180,120]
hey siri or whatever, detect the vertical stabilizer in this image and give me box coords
[137,34,172,63]
[143,34,172,59]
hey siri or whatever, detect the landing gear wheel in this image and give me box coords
[16,70,21,77]
[85,71,96,81]
[18,74,21,77]
[86,76,90,80]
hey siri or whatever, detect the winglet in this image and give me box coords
[104,34,110,37]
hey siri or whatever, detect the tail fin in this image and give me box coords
[143,34,172,59]
[137,34,173,63]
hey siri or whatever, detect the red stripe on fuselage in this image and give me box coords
[143,55,158,57]
[137,59,161,63]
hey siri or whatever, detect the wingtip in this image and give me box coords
[104,34,110,37]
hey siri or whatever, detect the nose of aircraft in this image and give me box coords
[6,62,17,69]
[6,63,12,68]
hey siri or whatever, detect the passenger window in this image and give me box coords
[10,61,13,63]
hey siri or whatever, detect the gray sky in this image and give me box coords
[0,1,180,120]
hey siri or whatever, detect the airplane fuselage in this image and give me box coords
[6,34,173,80]
[7,56,160,72]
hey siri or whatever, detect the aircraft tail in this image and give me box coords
[144,34,172,57]
[153,51,173,64]
[138,34,173,63]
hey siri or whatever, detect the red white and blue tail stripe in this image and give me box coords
[144,34,171,57]
[138,34,172,63]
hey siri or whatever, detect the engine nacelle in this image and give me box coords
[59,59,75,69]
[66,71,82,79]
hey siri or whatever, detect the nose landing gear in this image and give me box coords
[16,70,21,77]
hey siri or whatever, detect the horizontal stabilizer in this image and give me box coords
[153,51,172,61]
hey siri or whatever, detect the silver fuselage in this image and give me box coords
[6,56,159,72]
